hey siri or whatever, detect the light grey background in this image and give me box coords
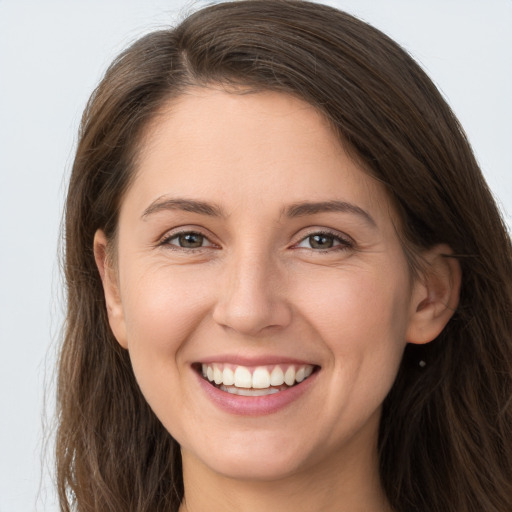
[1,1,511,510]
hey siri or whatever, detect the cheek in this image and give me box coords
[297,268,411,438]
[295,261,411,342]
[293,261,411,398]
[119,264,215,398]
[123,263,214,347]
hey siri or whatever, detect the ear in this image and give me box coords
[93,230,128,349]
[406,244,461,345]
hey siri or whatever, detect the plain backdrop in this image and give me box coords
[0,1,511,510]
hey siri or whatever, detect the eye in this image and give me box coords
[295,231,353,251]
[162,231,214,249]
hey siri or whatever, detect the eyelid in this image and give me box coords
[157,226,219,249]
[292,228,355,250]
[155,225,354,252]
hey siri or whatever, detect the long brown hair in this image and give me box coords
[57,1,512,510]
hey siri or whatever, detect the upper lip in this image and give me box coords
[195,355,319,367]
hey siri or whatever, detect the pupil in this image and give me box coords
[179,233,203,248]
[310,234,333,249]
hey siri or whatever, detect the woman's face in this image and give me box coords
[100,89,422,481]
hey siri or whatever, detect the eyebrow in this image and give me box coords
[284,200,376,227]
[141,196,376,227]
[141,197,225,219]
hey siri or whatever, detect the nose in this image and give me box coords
[212,250,292,337]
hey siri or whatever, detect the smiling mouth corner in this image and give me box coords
[194,362,318,396]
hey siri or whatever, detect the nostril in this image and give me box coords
[212,300,293,336]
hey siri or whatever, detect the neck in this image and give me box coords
[178,429,392,512]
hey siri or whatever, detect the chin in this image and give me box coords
[202,452,306,482]
[183,432,315,482]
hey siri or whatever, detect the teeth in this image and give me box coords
[284,366,295,386]
[213,366,223,384]
[201,363,315,391]
[270,366,285,386]
[219,385,282,396]
[223,366,234,386]
[234,366,252,388]
[252,367,271,389]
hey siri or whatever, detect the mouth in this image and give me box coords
[194,362,318,397]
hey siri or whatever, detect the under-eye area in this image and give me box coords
[193,363,319,396]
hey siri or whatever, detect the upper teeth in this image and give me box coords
[201,363,314,389]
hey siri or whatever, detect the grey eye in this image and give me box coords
[176,233,205,248]
[296,232,353,251]
[161,230,216,251]
[308,234,334,249]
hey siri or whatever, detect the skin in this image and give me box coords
[95,88,460,512]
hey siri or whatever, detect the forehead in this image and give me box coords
[126,87,394,223]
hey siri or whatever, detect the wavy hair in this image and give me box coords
[57,1,512,510]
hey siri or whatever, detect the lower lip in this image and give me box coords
[196,370,318,416]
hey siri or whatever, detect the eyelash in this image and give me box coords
[158,228,354,254]
[293,230,354,252]
[159,230,216,251]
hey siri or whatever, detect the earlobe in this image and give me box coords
[93,230,128,349]
[406,244,461,345]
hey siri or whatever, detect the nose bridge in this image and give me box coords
[213,241,291,336]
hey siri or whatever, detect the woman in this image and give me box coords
[57,1,512,511]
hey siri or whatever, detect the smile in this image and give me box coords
[199,363,316,397]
